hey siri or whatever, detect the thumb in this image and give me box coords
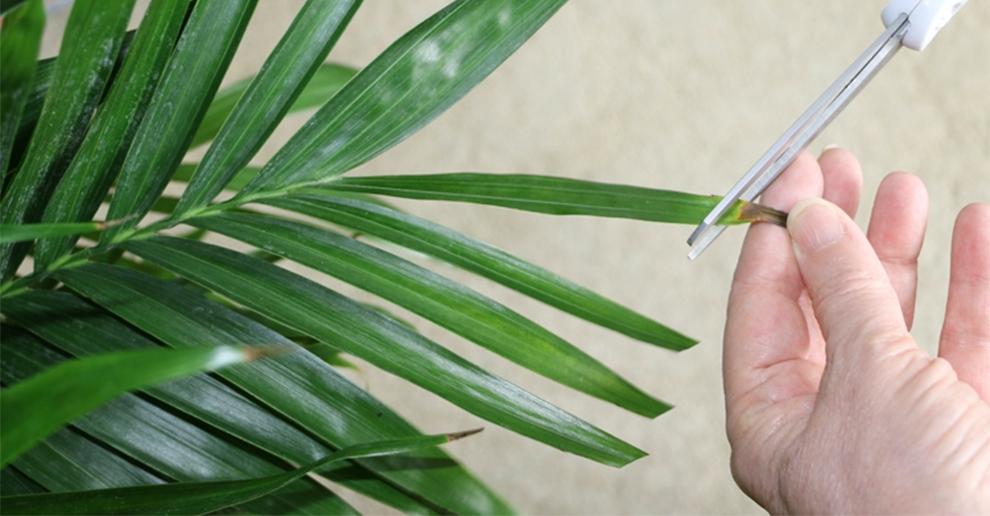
[787,198,915,368]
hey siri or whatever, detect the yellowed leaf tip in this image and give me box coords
[446,428,484,442]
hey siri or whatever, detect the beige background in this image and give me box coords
[41,1,990,514]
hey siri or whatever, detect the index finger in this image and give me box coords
[724,151,823,411]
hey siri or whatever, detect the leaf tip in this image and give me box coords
[740,201,788,227]
[654,402,675,417]
[446,427,484,442]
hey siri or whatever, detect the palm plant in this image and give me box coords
[0,0,783,513]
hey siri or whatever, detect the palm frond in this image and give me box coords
[0,0,766,511]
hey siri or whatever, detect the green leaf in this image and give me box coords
[1,332,357,516]
[0,220,112,244]
[193,211,670,418]
[1,431,480,516]
[171,163,259,191]
[188,63,358,151]
[172,163,400,212]
[174,0,361,217]
[0,342,256,467]
[12,431,355,516]
[101,0,258,243]
[2,322,454,516]
[2,290,437,514]
[323,173,760,224]
[266,194,697,350]
[0,0,44,181]
[236,0,568,197]
[302,342,359,370]
[288,65,360,115]
[0,467,45,496]
[0,329,164,494]
[19,312,323,461]
[8,28,132,177]
[33,0,190,270]
[121,236,647,467]
[5,57,52,178]
[0,325,359,516]
[0,0,28,16]
[7,30,136,192]
[238,478,361,516]
[0,0,137,280]
[48,266,511,514]
[14,427,167,492]
[148,195,180,216]
[2,326,246,484]
[71,395,356,515]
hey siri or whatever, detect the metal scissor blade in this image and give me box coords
[687,225,726,261]
[686,13,911,260]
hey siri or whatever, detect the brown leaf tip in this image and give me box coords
[446,428,484,442]
[740,202,788,228]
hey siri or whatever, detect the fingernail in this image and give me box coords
[822,143,840,152]
[788,198,846,253]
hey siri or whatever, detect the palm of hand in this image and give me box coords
[724,149,990,514]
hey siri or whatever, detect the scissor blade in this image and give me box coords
[686,13,911,260]
[687,225,726,261]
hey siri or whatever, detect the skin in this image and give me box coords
[724,147,990,514]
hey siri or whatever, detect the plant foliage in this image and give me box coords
[0,0,776,512]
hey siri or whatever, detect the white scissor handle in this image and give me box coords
[882,0,969,51]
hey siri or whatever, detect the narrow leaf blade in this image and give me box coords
[0,0,45,180]
[2,293,331,464]
[8,32,133,176]
[101,0,258,242]
[0,0,137,279]
[173,163,400,210]
[266,194,698,349]
[13,428,166,493]
[0,467,45,496]
[0,326,357,516]
[0,343,254,467]
[237,0,568,196]
[187,63,358,151]
[0,0,27,15]
[193,211,670,417]
[33,0,190,269]
[2,290,438,514]
[322,173,753,224]
[0,221,103,244]
[1,432,472,516]
[174,0,361,216]
[49,265,511,514]
[0,330,165,492]
[122,236,647,467]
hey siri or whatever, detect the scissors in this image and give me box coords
[687,0,969,260]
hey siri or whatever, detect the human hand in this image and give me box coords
[723,147,990,514]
